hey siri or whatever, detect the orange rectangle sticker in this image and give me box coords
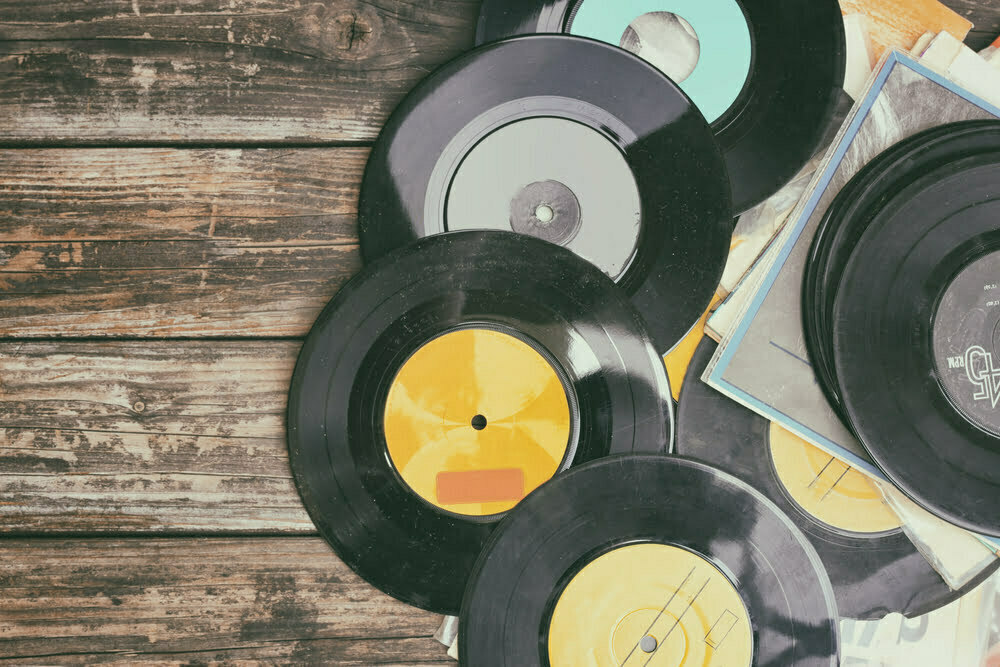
[436,468,525,505]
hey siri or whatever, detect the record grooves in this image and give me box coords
[803,120,1000,423]
[475,0,846,213]
[357,35,733,353]
[287,230,673,615]
[802,120,1000,536]
[677,338,1000,619]
[459,455,840,666]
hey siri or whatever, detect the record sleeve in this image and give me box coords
[704,50,1000,554]
[678,338,1000,618]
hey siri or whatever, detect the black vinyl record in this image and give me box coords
[286,230,674,615]
[357,34,733,354]
[475,0,846,214]
[803,121,1000,423]
[798,121,1000,535]
[831,150,1000,536]
[676,338,1000,619]
[459,454,840,666]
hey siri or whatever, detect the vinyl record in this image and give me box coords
[357,35,733,354]
[459,454,840,666]
[475,0,846,213]
[676,338,1000,619]
[831,149,1000,536]
[803,121,1000,422]
[286,230,674,615]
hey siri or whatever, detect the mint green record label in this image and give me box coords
[569,0,752,124]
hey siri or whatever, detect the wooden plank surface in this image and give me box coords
[0,1,993,146]
[7,642,450,666]
[0,0,478,144]
[0,5,994,340]
[0,341,312,533]
[0,537,446,663]
[0,147,361,338]
[2,1,1000,664]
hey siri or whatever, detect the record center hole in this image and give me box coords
[640,635,658,653]
[471,414,488,431]
[620,12,701,83]
[535,204,554,223]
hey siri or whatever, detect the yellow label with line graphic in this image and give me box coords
[547,543,753,666]
[768,423,901,533]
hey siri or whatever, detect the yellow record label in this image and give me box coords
[768,423,901,533]
[547,543,753,667]
[383,328,572,516]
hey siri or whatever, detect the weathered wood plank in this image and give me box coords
[0,147,362,242]
[0,0,478,143]
[7,643,450,666]
[0,341,315,533]
[0,537,446,663]
[0,1,992,146]
[0,147,362,337]
[1,0,994,43]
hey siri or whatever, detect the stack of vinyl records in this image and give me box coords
[276,2,1000,665]
[800,121,1000,538]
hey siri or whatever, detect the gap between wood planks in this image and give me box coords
[0,340,313,533]
[0,147,364,338]
[0,536,448,663]
[0,0,480,144]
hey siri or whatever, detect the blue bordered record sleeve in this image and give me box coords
[704,49,1000,552]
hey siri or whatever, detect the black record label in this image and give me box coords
[677,337,1000,619]
[830,151,1000,536]
[933,251,1000,437]
[287,230,673,614]
[804,121,1000,425]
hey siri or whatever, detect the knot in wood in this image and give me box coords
[329,12,373,52]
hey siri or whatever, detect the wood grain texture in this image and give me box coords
[0,1,992,146]
[0,0,478,144]
[1,2,999,664]
[7,644,450,666]
[0,147,362,337]
[0,341,314,533]
[0,537,446,663]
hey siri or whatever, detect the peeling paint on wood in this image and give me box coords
[0,341,313,533]
[0,148,363,337]
[0,1,996,663]
[0,537,446,663]
[0,0,479,143]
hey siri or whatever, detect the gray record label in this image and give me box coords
[932,251,1000,436]
[445,117,642,281]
